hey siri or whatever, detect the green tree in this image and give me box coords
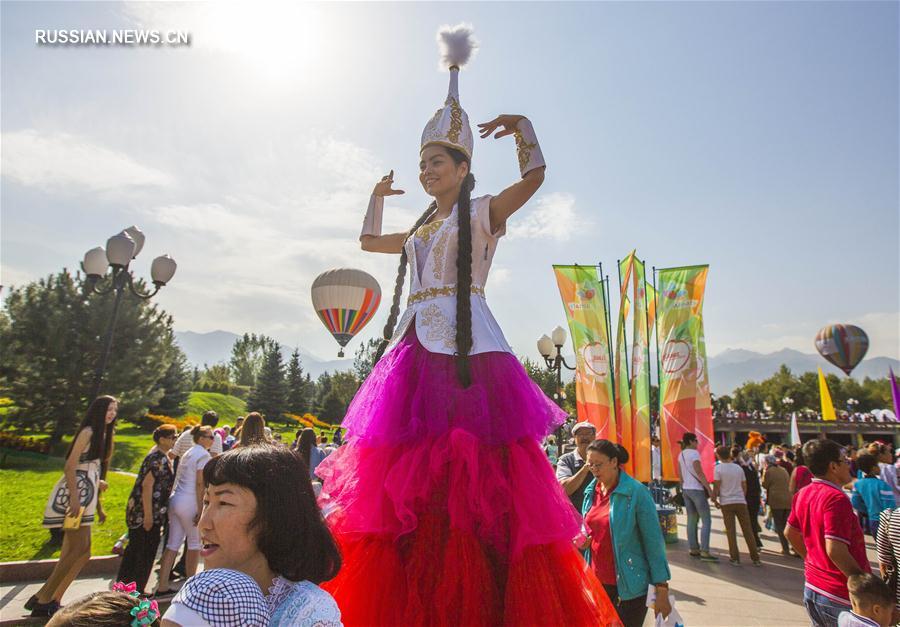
[285,349,307,414]
[314,372,333,414]
[0,270,174,443]
[229,333,278,387]
[246,344,287,421]
[149,346,192,416]
[353,338,382,382]
[199,364,232,389]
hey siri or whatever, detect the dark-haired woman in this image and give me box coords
[580,440,672,627]
[29,396,118,617]
[315,26,618,626]
[155,425,214,595]
[293,428,326,481]
[195,445,341,625]
[235,412,269,448]
[117,424,177,595]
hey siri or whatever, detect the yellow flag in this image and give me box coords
[818,367,836,421]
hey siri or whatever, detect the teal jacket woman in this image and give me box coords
[580,440,672,626]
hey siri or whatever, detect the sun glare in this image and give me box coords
[203,3,326,81]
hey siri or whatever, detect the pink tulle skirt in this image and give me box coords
[317,327,620,626]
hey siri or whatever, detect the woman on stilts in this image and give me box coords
[317,24,620,626]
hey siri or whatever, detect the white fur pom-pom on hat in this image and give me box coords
[436,23,477,70]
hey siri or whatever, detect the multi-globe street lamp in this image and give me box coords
[537,325,576,456]
[82,226,177,400]
[847,397,860,417]
[783,396,794,417]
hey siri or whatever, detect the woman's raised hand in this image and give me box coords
[477,114,526,139]
[373,170,405,197]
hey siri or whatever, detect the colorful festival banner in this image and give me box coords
[615,254,635,473]
[553,265,616,439]
[656,265,714,481]
[630,257,652,482]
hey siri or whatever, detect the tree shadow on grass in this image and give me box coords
[28,538,61,561]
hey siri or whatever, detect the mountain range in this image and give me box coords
[174,330,898,395]
[174,330,353,379]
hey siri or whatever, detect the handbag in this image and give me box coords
[62,506,84,530]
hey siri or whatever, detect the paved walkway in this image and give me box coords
[0,508,879,626]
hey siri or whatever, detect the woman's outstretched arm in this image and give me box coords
[360,170,408,254]
[479,115,546,234]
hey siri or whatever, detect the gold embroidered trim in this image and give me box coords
[431,229,450,281]
[447,97,463,144]
[514,129,537,175]
[408,285,485,305]
[415,219,445,243]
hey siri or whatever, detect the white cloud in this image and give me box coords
[506,192,578,241]
[1,130,173,192]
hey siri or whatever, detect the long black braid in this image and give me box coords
[373,147,476,390]
[454,169,476,388]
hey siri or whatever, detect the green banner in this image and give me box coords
[630,257,651,482]
[615,255,634,474]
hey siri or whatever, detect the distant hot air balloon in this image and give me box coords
[815,324,869,376]
[311,268,381,357]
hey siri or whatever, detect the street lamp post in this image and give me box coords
[537,325,576,457]
[783,396,794,418]
[82,226,177,400]
[847,397,859,419]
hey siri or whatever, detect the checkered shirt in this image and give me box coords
[171,568,270,626]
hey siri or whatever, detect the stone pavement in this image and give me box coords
[0,508,879,626]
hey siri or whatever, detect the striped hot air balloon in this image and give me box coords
[815,323,869,376]
[311,269,381,357]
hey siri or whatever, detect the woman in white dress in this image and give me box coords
[156,425,215,594]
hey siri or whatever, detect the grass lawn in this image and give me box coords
[185,392,246,423]
[0,449,133,562]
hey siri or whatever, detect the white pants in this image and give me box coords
[166,493,201,551]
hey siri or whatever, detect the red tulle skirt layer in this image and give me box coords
[318,328,621,626]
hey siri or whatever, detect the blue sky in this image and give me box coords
[2,1,897,363]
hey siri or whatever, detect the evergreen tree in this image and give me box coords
[246,344,287,421]
[149,347,193,416]
[0,269,174,443]
[285,349,307,414]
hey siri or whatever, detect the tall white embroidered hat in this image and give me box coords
[420,24,477,160]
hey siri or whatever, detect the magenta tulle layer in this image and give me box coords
[337,327,567,446]
[317,328,577,558]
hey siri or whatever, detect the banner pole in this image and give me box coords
[652,266,661,438]
[617,259,630,382]
[601,268,617,417]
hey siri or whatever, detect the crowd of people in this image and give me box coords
[715,409,898,423]
[549,418,900,627]
[27,396,346,625]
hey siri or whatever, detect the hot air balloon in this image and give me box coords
[815,324,869,376]
[311,269,381,357]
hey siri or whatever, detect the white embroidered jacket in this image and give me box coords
[386,194,514,356]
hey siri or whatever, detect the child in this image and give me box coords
[851,453,896,537]
[46,587,160,626]
[838,573,895,627]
